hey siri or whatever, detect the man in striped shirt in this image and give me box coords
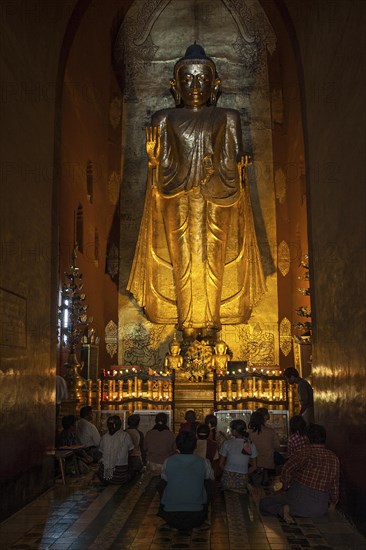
[260,424,339,523]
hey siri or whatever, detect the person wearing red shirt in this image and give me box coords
[259,424,339,523]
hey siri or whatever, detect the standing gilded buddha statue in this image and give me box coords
[127,44,265,340]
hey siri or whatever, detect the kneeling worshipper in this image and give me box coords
[259,424,340,524]
[98,415,134,485]
[219,418,258,493]
[158,431,214,531]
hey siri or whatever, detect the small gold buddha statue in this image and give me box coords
[164,334,183,373]
[211,340,231,372]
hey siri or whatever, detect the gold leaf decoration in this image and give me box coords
[278,240,290,277]
[238,323,275,366]
[105,320,117,358]
[280,317,292,357]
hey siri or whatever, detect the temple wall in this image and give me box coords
[58,1,125,373]
[282,0,366,532]
[0,0,74,521]
[0,0,364,534]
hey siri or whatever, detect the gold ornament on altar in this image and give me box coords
[127,44,266,339]
[183,338,213,381]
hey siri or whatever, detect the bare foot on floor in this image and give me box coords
[282,504,295,524]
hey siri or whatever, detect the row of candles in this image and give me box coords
[95,380,287,404]
[102,367,170,377]
[216,377,286,402]
[101,367,283,378]
[217,368,283,377]
[97,378,173,405]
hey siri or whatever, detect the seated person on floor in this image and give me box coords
[259,423,340,524]
[204,413,228,449]
[286,414,310,458]
[56,415,92,474]
[158,431,214,531]
[77,405,101,462]
[219,418,258,494]
[179,409,200,434]
[144,412,176,475]
[248,410,281,485]
[98,415,134,485]
[194,423,220,479]
[126,413,145,475]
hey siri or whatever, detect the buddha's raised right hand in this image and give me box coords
[145,126,161,167]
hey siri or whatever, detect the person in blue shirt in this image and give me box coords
[158,430,214,531]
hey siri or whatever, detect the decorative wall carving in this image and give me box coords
[280,317,292,356]
[225,0,276,79]
[238,323,275,366]
[278,240,290,277]
[121,322,166,371]
[113,0,276,99]
[105,320,118,358]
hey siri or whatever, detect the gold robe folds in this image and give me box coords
[127,106,266,330]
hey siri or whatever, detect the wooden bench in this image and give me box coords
[55,449,79,484]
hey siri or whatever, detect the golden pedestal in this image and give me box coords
[174,380,215,433]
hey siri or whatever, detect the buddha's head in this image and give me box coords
[215,340,227,355]
[169,341,181,356]
[169,333,181,356]
[170,44,221,109]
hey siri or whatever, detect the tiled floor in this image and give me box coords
[0,467,365,550]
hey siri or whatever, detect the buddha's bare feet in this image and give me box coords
[282,504,295,524]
